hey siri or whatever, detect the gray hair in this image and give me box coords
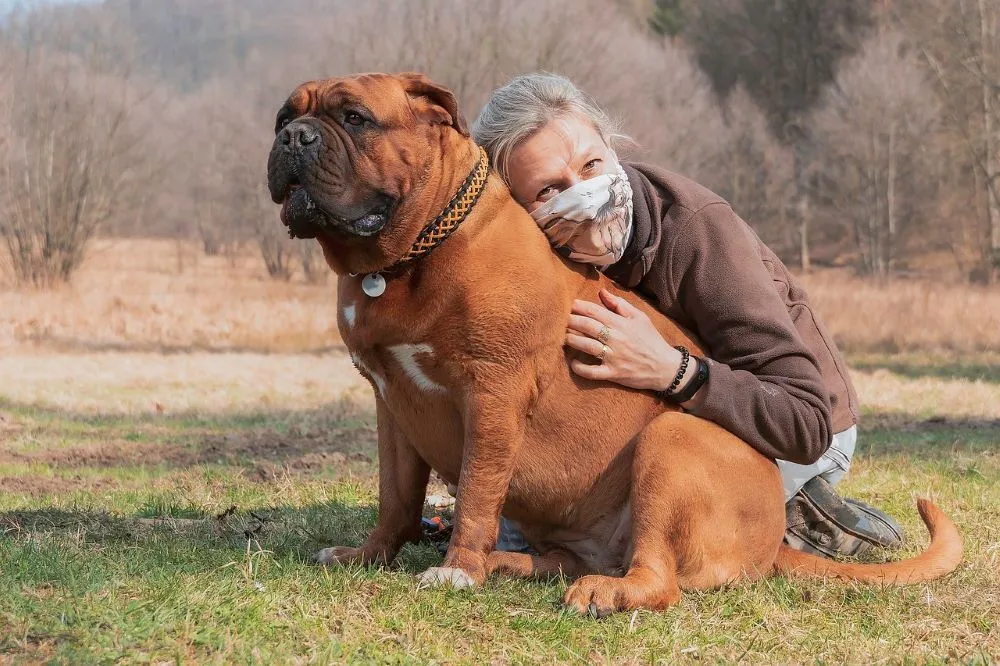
[471,72,628,182]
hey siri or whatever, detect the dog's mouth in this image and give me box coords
[279,178,394,239]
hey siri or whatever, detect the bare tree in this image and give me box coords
[0,21,155,287]
[809,30,940,278]
[318,0,731,186]
[182,83,253,259]
[974,0,1000,282]
[0,44,13,283]
[685,0,876,271]
[298,238,328,284]
[896,0,1000,282]
[715,86,795,253]
[151,78,297,280]
[6,0,990,287]
[252,204,296,281]
[205,87,297,281]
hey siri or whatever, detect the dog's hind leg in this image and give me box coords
[562,547,683,618]
[562,520,683,617]
[564,411,784,617]
[487,549,587,580]
[563,414,692,617]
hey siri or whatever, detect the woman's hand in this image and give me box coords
[565,289,684,392]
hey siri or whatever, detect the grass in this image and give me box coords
[1,351,998,664]
[1,241,999,662]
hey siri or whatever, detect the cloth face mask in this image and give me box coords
[529,161,634,268]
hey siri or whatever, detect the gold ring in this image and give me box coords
[596,344,611,362]
[597,325,612,345]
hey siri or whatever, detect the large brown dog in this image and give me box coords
[266,73,962,616]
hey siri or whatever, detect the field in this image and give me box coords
[1,240,998,664]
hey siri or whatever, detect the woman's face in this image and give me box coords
[505,113,617,214]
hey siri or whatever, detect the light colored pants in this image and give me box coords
[775,425,857,502]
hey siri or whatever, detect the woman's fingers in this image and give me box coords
[565,332,609,359]
[569,358,616,382]
[599,289,645,320]
[598,289,625,313]
[571,298,622,326]
[567,314,611,340]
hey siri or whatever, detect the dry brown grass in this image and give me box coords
[0,350,367,415]
[0,238,339,353]
[801,271,1000,353]
[2,239,1000,355]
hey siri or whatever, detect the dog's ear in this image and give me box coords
[399,73,469,137]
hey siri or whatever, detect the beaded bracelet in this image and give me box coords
[658,346,690,400]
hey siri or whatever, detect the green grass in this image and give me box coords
[1,360,999,664]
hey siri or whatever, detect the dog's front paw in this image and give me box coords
[416,566,478,589]
[313,546,365,566]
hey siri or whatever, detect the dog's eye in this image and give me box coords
[277,116,291,132]
[344,112,365,127]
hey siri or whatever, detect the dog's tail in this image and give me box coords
[773,499,962,584]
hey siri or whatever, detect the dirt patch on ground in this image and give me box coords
[200,425,376,464]
[0,475,119,497]
[244,449,375,482]
[24,442,167,467]
[865,413,1000,432]
[0,426,377,477]
[194,426,377,476]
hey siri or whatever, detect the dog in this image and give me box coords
[266,72,962,616]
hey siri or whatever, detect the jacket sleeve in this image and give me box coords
[668,203,832,465]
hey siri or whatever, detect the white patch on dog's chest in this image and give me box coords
[341,280,447,397]
[388,344,446,393]
[347,338,447,399]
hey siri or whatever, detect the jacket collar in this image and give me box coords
[602,163,670,288]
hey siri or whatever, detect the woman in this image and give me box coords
[469,72,903,558]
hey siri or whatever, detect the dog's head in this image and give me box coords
[267,73,471,274]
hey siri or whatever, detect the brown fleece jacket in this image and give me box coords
[604,163,859,465]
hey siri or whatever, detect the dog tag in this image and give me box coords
[361,273,386,298]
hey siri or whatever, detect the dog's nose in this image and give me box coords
[279,121,320,148]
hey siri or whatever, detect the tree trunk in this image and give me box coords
[798,198,811,273]
[794,145,812,274]
[886,122,897,276]
[977,0,1000,283]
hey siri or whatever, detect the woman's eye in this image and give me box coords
[344,112,365,127]
[537,186,558,202]
[583,159,601,172]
